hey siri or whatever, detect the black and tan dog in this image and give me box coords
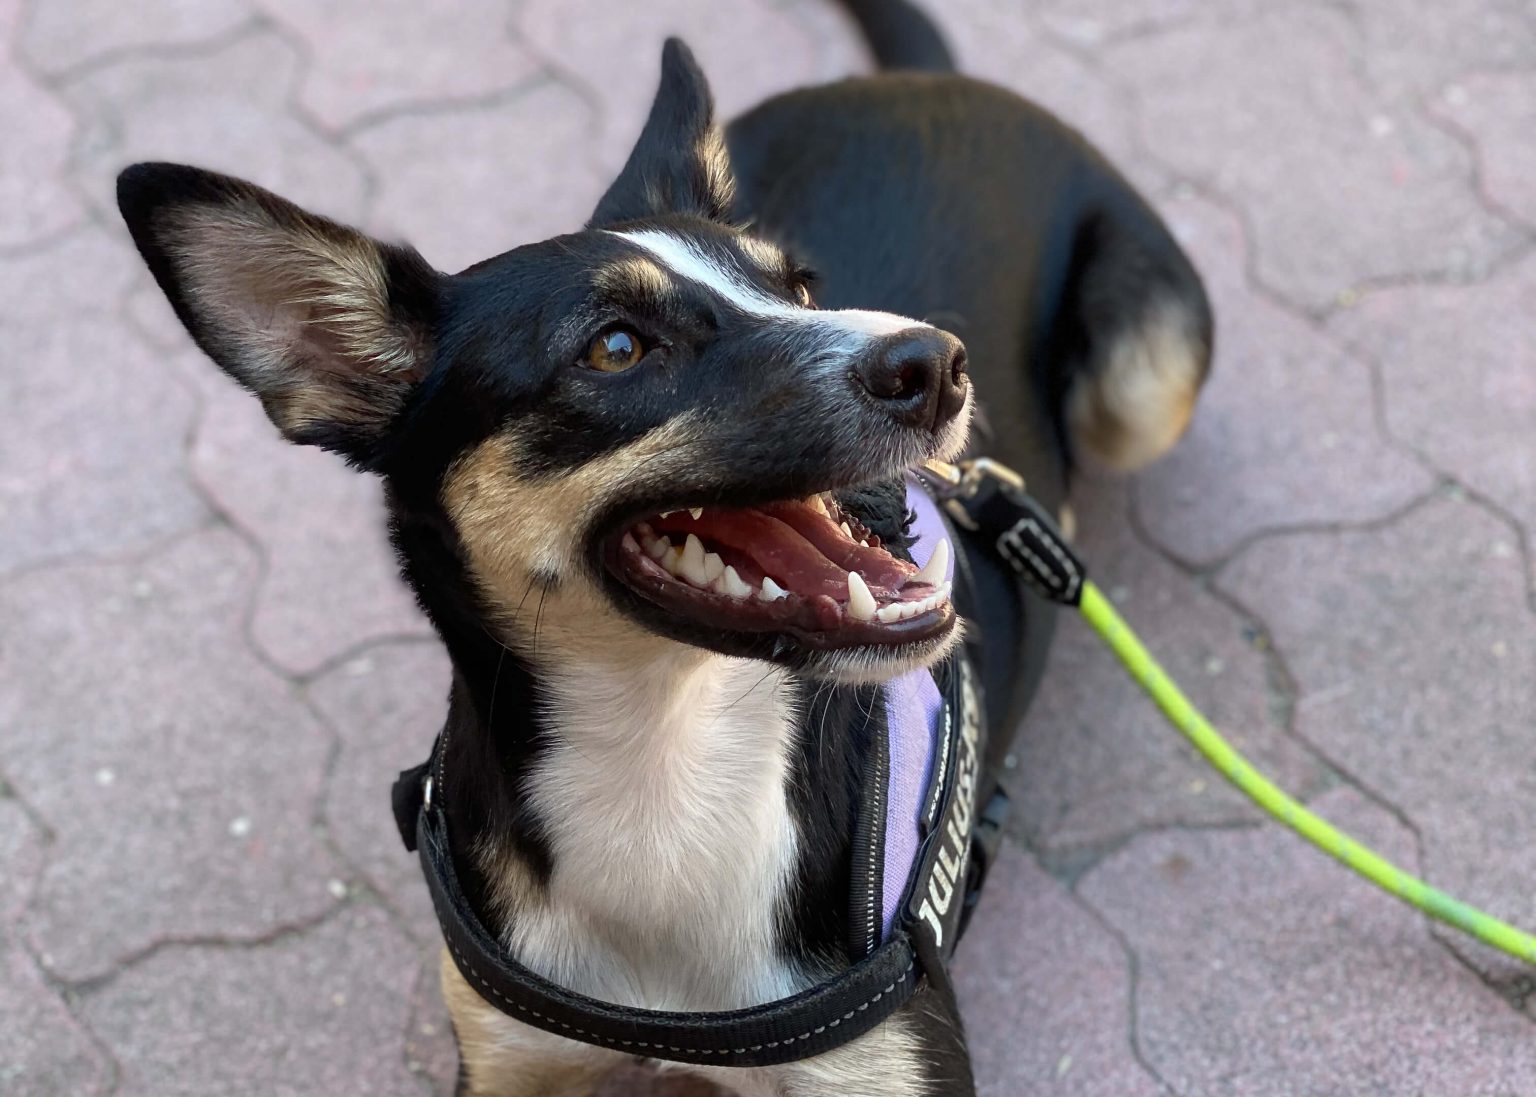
[117,2,1209,1093]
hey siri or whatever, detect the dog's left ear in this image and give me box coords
[588,38,736,227]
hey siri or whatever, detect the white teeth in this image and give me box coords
[659,510,677,519]
[646,535,671,561]
[759,577,789,602]
[680,534,709,585]
[859,539,869,548]
[621,532,640,554]
[662,545,684,574]
[912,538,950,587]
[808,495,829,517]
[715,565,753,599]
[846,570,876,621]
[689,507,704,520]
[876,603,905,623]
[703,551,725,582]
[840,522,854,540]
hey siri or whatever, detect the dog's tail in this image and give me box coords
[837,0,955,72]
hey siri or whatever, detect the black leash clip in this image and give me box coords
[915,458,1086,607]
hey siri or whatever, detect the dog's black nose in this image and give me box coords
[855,328,968,431]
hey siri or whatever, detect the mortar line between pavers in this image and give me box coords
[1029,815,1274,890]
[1321,325,1536,614]
[1199,562,1435,857]
[1043,839,1185,1097]
[1421,85,1536,236]
[1430,926,1536,1021]
[1125,470,1448,577]
[293,632,442,690]
[15,933,126,1096]
[21,14,267,88]
[54,893,367,1000]
[294,679,444,951]
[0,513,228,597]
[333,71,559,144]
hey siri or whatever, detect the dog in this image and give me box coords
[116,2,1210,1093]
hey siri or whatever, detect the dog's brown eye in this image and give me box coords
[793,282,813,307]
[583,328,646,372]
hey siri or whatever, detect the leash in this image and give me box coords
[918,457,1536,966]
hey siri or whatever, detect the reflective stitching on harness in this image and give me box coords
[865,760,883,955]
[998,516,1081,602]
[449,943,914,1057]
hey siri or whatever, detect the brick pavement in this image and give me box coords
[2,1,1533,1093]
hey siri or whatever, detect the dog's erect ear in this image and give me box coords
[116,162,440,463]
[588,39,737,227]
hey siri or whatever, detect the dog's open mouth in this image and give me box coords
[607,492,954,648]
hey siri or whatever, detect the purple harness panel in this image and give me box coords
[877,482,956,937]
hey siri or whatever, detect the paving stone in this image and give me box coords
[0,947,110,1096]
[1434,72,1536,230]
[20,0,251,75]
[0,51,85,247]
[255,0,541,132]
[1133,194,1434,566]
[1328,254,1536,546]
[0,530,340,981]
[308,642,451,937]
[0,229,208,576]
[779,0,872,84]
[80,905,425,1097]
[189,373,429,675]
[351,80,608,272]
[63,30,369,227]
[952,843,1160,1097]
[1218,495,1536,989]
[929,0,1161,191]
[518,0,821,165]
[0,798,44,926]
[1080,787,1536,1094]
[1109,6,1524,311]
[1010,476,1324,864]
[1352,0,1535,101]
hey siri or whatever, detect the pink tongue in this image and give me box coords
[651,506,911,600]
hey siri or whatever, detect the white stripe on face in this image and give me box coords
[611,228,929,343]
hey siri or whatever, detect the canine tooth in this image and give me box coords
[681,534,709,585]
[876,603,905,624]
[846,571,877,621]
[759,576,789,602]
[912,538,950,587]
[689,507,703,520]
[621,532,640,554]
[646,536,671,561]
[859,539,869,548]
[720,565,753,599]
[808,495,828,517]
[840,522,854,540]
[659,510,677,519]
[703,552,725,582]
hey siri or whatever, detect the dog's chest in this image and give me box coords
[513,648,803,1011]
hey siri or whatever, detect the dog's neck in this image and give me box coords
[427,578,820,1010]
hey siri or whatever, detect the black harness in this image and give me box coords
[391,467,1081,1067]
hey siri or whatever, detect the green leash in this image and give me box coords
[921,458,1536,966]
[1079,580,1536,965]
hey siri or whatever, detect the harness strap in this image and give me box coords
[394,749,940,1068]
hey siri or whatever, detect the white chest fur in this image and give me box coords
[515,644,803,1011]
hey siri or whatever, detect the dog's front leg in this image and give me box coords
[441,949,623,1097]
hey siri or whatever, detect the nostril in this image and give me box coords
[949,347,968,383]
[891,359,928,401]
